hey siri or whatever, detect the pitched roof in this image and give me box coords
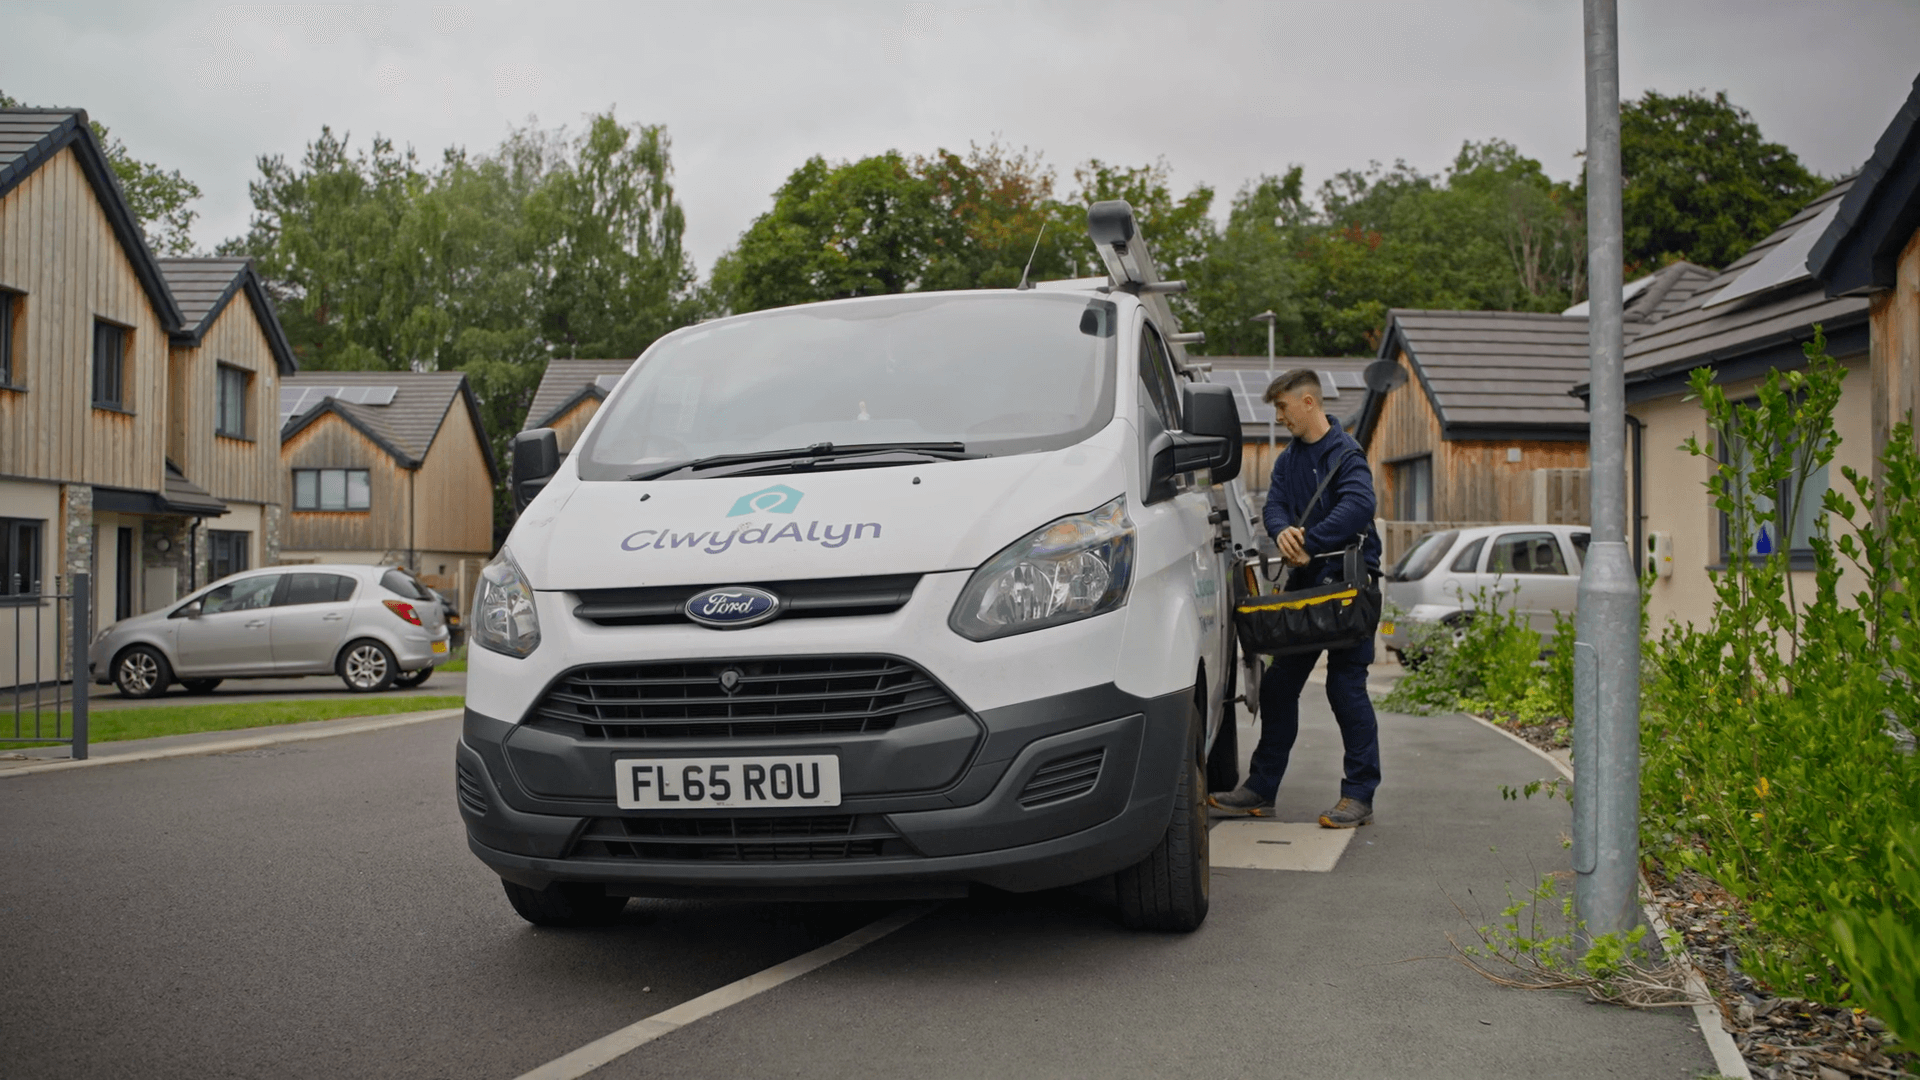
[522,359,635,431]
[281,371,499,481]
[0,108,184,329]
[1196,356,1375,442]
[1375,310,1593,440]
[1603,179,1871,402]
[1809,72,1920,296]
[156,257,299,373]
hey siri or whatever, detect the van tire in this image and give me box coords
[337,639,398,692]
[502,880,628,927]
[1115,691,1210,931]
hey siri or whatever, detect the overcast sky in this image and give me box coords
[6,0,1918,274]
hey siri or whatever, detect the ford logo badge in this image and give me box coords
[684,586,782,629]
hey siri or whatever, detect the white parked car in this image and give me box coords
[1380,524,1591,661]
[88,564,452,697]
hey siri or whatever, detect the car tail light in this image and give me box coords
[383,600,423,625]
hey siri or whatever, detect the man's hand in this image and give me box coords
[1277,526,1309,566]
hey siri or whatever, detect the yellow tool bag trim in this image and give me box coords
[1236,587,1358,613]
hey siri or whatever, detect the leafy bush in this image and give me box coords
[1831,825,1920,1052]
[1640,332,1920,1019]
[1378,586,1549,716]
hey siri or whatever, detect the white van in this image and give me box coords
[456,202,1255,932]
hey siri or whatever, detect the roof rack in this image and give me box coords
[1085,200,1202,371]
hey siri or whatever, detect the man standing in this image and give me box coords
[1210,369,1384,827]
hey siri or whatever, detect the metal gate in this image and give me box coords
[6,573,89,761]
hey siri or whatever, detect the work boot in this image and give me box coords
[1208,785,1274,818]
[1318,797,1373,828]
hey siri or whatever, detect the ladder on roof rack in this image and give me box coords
[1085,200,1203,371]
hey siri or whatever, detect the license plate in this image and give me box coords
[1380,622,1396,637]
[431,640,449,654]
[615,756,841,810]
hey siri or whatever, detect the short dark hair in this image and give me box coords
[1263,369,1323,405]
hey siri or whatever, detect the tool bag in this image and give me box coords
[1233,448,1381,657]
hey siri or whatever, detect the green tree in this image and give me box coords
[1617,89,1826,271]
[1,90,204,255]
[1186,169,1306,355]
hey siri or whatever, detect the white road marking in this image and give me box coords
[1461,711,1750,1078]
[1211,820,1354,871]
[513,902,938,1080]
[0,709,463,779]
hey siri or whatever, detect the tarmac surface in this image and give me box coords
[0,680,1717,1079]
[8,670,468,713]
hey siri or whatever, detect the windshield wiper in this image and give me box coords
[626,442,971,481]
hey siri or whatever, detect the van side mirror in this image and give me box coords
[1180,384,1242,482]
[512,428,561,513]
[1144,384,1245,503]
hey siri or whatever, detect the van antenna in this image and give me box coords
[1015,221,1047,291]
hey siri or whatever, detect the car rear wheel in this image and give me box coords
[181,678,222,694]
[392,668,432,689]
[1115,689,1210,931]
[113,646,172,699]
[502,880,628,928]
[337,640,397,692]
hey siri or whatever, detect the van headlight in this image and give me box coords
[471,549,541,658]
[949,496,1135,641]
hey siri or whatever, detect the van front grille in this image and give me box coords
[568,814,907,861]
[1018,749,1105,807]
[572,575,920,627]
[455,762,488,817]
[528,655,964,739]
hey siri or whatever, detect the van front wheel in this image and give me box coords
[503,880,628,928]
[1114,691,1211,931]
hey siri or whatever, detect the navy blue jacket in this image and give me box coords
[1262,425,1382,582]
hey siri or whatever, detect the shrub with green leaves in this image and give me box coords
[1378,585,1549,716]
[1640,330,1919,1020]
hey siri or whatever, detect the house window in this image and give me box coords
[216,364,250,438]
[93,320,128,409]
[2,518,44,598]
[208,530,250,582]
[293,468,372,511]
[1717,403,1828,563]
[1391,456,1433,521]
[0,289,19,387]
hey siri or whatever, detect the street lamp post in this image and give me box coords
[1252,311,1278,451]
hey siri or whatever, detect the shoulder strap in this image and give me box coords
[1296,446,1356,533]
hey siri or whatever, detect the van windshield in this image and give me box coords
[574,293,1118,481]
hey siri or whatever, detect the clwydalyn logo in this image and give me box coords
[729,484,803,517]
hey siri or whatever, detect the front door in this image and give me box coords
[270,572,360,672]
[174,574,282,674]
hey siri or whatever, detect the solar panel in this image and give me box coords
[278,385,398,424]
[1704,201,1839,310]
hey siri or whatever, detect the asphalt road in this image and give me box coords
[0,693,1715,1080]
[14,670,468,713]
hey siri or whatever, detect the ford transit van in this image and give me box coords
[456,202,1254,931]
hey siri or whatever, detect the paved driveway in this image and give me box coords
[0,691,1714,1079]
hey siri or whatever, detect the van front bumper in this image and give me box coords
[456,682,1190,897]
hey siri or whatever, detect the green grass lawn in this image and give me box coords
[1,695,465,751]
[439,645,468,673]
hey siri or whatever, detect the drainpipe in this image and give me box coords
[1626,414,1644,572]
[408,469,417,575]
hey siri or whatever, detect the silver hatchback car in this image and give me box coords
[1380,524,1591,662]
[89,564,452,697]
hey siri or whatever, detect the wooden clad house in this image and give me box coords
[1810,71,1920,486]
[279,371,497,611]
[521,358,634,452]
[1576,180,1872,633]
[0,109,306,683]
[157,257,300,593]
[1357,262,1716,562]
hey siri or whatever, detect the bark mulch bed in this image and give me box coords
[1480,710,1913,1080]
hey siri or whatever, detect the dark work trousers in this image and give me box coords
[1245,636,1382,805]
